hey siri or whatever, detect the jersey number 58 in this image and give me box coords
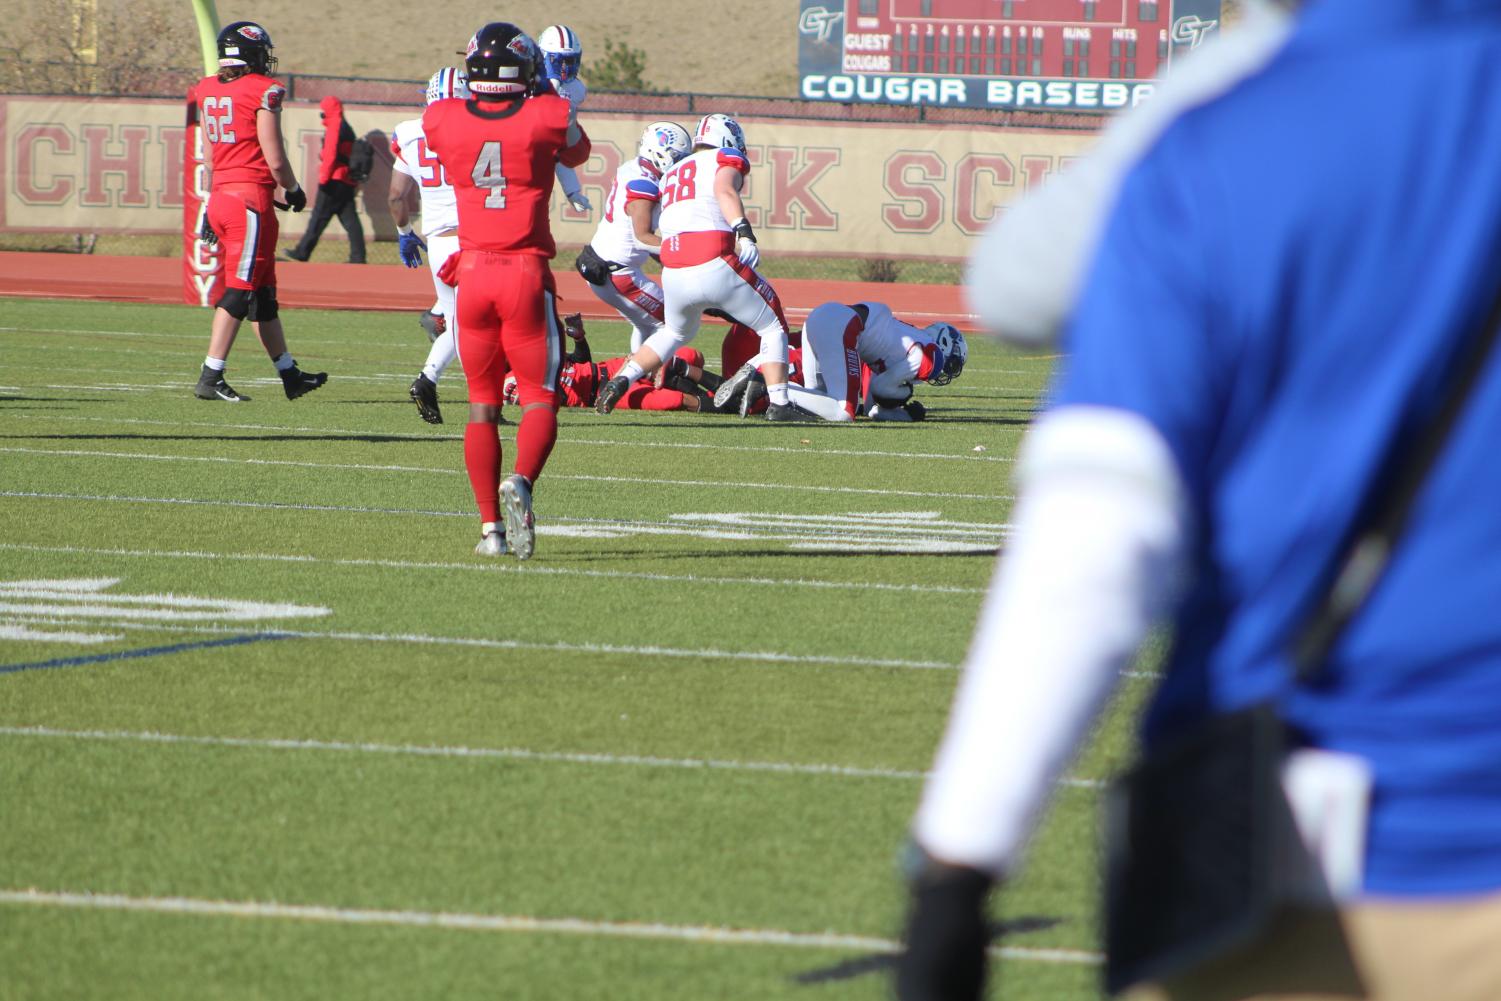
[659,161,697,208]
[471,140,507,209]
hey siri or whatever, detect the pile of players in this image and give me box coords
[190,17,969,563]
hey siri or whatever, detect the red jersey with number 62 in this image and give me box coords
[657,147,750,240]
[422,94,590,257]
[193,72,286,188]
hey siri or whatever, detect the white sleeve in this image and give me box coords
[965,2,1293,347]
[913,405,1189,875]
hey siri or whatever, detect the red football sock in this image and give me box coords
[464,421,502,523]
[512,406,558,484]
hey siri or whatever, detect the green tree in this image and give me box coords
[587,37,657,93]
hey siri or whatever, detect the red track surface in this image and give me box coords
[0,251,977,329]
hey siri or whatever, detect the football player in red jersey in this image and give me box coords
[423,22,590,560]
[191,20,327,403]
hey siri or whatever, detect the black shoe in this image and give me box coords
[418,310,446,343]
[280,249,308,262]
[737,373,767,418]
[595,375,631,415]
[281,366,327,400]
[195,367,248,402]
[765,401,818,422]
[712,361,757,411]
[410,374,442,424]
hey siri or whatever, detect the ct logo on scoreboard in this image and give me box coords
[1171,14,1219,48]
[799,5,846,44]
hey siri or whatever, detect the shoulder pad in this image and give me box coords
[625,178,660,201]
[716,148,749,174]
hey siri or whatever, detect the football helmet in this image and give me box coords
[693,114,747,153]
[537,24,583,83]
[425,66,470,105]
[217,21,276,74]
[464,22,539,96]
[637,121,691,174]
[501,373,519,405]
[924,323,968,386]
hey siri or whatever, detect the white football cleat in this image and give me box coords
[474,531,508,557]
[500,474,535,561]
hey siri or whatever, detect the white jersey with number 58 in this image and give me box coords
[657,147,750,239]
[391,117,458,239]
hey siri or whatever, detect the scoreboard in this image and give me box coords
[798,0,1224,111]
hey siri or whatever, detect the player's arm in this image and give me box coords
[714,165,761,268]
[565,313,592,364]
[558,106,591,168]
[256,107,302,202]
[625,198,661,250]
[388,168,415,229]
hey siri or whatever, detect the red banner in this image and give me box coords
[182,88,223,306]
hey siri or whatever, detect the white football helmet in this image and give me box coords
[638,121,691,174]
[924,323,968,386]
[537,24,583,82]
[425,66,470,105]
[693,113,747,153]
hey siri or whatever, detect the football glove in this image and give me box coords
[903,399,927,421]
[275,184,306,212]
[397,227,426,268]
[896,846,995,1001]
[566,189,592,213]
[198,214,218,248]
[731,217,759,269]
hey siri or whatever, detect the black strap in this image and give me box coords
[1290,271,1501,678]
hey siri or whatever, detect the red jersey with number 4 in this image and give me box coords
[193,72,286,187]
[422,94,590,257]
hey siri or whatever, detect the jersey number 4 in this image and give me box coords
[471,141,507,209]
[659,161,697,208]
[200,97,236,144]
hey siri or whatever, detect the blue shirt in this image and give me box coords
[1052,0,1501,895]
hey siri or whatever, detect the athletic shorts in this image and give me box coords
[208,182,278,291]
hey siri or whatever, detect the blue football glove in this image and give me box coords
[398,229,426,268]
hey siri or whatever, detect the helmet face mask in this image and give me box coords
[693,114,747,154]
[924,323,968,386]
[425,66,470,105]
[538,24,582,83]
[217,21,276,75]
[637,121,690,174]
[464,22,539,97]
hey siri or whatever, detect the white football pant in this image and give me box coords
[645,257,789,368]
[585,265,664,353]
[422,232,459,384]
[785,301,863,422]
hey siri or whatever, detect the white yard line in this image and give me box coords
[0,447,1012,502]
[0,616,958,671]
[0,725,1106,790]
[0,543,987,596]
[0,325,416,350]
[7,413,1014,463]
[0,889,1102,964]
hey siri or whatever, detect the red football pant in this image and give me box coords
[208,182,278,290]
[456,253,564,407]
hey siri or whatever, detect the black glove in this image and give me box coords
[896,850,994,1001]
[282,184,307,212]
[903,399,927,422]
[199,213,218,248]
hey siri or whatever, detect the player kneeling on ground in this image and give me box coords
[716,303,966,422]
[192,21,326,403]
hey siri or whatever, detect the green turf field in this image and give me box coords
[0,296,1150,1000]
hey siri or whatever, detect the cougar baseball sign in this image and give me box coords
[799,0,1223,111]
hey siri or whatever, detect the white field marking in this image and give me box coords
[0,493,1009,553]
[0,447,1012,503]
[0,889,1103,965]
[0,325,418,350]
[0,725,1108,790]
[0,543,987,596]
[0,578,330,623]
[1,363,416,387]
[8,413,1014,463]
[4,616,956,671]
[0,625,123,644]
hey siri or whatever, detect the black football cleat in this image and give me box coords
[195,367,248,402]
[737,372,767,418]
[594,375,631,415]
[409,374,442,424]
[712,361,757,412]
[281,366,328,400]
[765,401,818,422]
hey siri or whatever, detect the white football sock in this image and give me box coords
[767,382,790,406]
[204,356,227,372]
[272,352,296,372]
